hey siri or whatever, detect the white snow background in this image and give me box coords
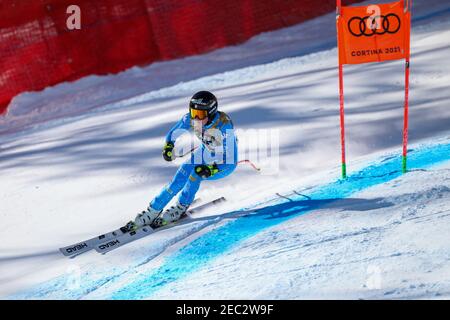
[0,0,449,299]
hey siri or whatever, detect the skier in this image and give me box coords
[128,91,238,230]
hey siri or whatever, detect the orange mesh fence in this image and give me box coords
[0,0,363,115]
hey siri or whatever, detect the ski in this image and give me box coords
[94,217,184,254]
[59,197,226,257]
[95,225,156,254]
[95,196,226,255]
[59,227,126,257]
[188,196,226,214]
[59,198,201,257]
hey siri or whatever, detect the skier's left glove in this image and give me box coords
[195,163,219,178]
[162,142,175,162]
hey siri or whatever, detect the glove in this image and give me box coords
[162,142,175,162]
[195,163,219,178]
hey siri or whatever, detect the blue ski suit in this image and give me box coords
[150,111,238,210]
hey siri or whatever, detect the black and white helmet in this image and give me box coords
[189,91,218,120]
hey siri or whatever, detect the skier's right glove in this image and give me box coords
[162,142,175,162]
[195,163,219,178]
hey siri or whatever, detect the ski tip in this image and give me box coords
[59,247,89,258]
[213,196,226,203]
[58,248,69,257]
[59,247,77,257]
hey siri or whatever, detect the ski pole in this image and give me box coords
[238,159,261,172]
[175,146,199,159]
[175,147,261,172]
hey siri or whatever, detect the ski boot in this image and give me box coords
[151,202,190,228]
[123,206,162,232]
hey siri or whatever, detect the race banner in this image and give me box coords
[337,0,411,64]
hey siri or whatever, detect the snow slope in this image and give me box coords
[1,0,450,299]
[148,159,450,300]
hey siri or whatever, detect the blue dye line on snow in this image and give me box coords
[110,142,450,299]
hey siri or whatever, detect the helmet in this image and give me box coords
[189,91,218,120]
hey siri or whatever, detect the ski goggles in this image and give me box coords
[190,108,208,120]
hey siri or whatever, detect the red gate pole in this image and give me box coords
[339,64,347,179]
[402,0,412,173]
[402,59,410,173]
[337,0,347,179]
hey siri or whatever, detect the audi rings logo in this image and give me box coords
[348,14,401,37]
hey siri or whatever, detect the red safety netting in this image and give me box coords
[0,0,363,115]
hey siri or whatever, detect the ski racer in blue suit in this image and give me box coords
[131,91,238,229]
